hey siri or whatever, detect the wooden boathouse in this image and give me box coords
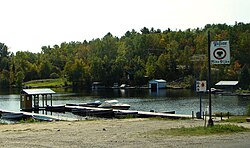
[20,88,56,111]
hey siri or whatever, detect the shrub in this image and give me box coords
[247,104,250,116]
[50,73,60,79]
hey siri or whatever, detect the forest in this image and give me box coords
[0,23,250,90]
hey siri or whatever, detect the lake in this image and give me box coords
[0,88,250,116]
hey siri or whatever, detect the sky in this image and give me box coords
[0,0,250,53]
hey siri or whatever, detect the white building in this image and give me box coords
[148,79,167,90]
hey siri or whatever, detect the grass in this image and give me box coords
[146,124,250,137]
[23,78,71,88]
[19,118,38,123]
[223,116,248,123]
[115,114,138,119]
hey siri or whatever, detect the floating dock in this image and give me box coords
[64,105,192,119]
[0,109,76,121]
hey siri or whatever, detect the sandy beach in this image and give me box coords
[1,118,250,148]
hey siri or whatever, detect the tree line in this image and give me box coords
[0,23,250,89]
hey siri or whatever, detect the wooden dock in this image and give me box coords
[64,105,192,119]
[0,109,76,121]
[1,105,192,121]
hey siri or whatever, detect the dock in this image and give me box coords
[0,109,76,121]
[1,105,192,122]
[64,105,192,119]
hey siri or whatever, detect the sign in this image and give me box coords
[196,81,207,92]
[210,41,230,64]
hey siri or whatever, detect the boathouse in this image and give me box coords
[91,82,105,89]
[20,88,56,111]
[149,79,167,90]
[215,81,239,91]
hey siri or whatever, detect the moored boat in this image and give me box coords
[32,114,59,121]
[98,100,130,110]
[46,105,65,112]
[79,101,102,107]
[1,112,24,120]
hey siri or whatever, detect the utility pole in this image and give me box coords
[207,31,214,126]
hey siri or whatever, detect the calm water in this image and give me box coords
[0,88,250,116]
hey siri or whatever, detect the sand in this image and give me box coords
[1,118,250,148]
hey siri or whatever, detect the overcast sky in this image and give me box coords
[1,0,250,53]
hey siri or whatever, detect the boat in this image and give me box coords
[46,105,65,112]
[71,108,89,116]
[120,84,127,89]
[71,107,113,118]
[32,114,59,122]
[79,101,102,107]
[113,110,138,118]
[1,112,24,120]
[98,100,130,110]
[160,111,176,114]
[66,101,102,107]
[86,109,114,118]
[206,88,223,93]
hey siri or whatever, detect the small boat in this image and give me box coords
[66,101,102,107]
[98,100,130,110]
[79,101,102,107]
[86,109,114,118]
[120,84,127,89]
[206,88,223,93]
[72,108,113,118]
[32,114,59,121]
[160,111,175,114]
[1,112,24,120]
[71,108,89,116]
[114,110,138,118]
[46,105,65,112]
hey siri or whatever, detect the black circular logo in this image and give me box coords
[213,48,226,60]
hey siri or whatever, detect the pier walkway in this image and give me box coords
[0,109,76,121]
[65,105,192,119]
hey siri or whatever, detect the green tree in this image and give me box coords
[146,55,157,79]
[239,65,250,89]
[15,71,25,87]
[0,70,10,88]
[39,61,52,79]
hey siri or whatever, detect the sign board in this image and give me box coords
[210,41,230,64]
[196,81,207,92]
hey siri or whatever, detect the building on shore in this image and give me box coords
[148,79,167,91]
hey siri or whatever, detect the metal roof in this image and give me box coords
[215,81,238,86]
[149,79,167,83]
[21,88,56,95]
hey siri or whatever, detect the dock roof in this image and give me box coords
[21,88,56,95]
[149,79,166,83]
[215,81,238,86]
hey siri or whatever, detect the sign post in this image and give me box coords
[207,34,230,127]
[207,31,214,127]
[196,81,206,119]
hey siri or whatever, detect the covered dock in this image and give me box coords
[215,81,239,86]
[20,88,56,111]
[149,79,167,90]
[215,81,239,91]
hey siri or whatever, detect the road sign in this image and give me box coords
[210,41,230,64]
[196,81,207,92]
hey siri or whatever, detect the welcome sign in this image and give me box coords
[210,41,230,64]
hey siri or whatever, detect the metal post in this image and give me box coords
[207,31,214,126]
[200,93,202,119]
